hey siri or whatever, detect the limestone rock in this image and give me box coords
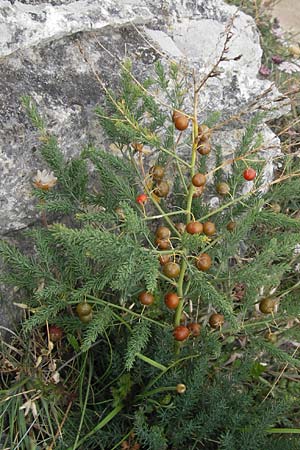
[0,0,289,235]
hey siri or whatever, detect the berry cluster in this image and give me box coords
[132,110,260,346]
[76,302,93,323]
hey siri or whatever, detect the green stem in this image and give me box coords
[136,353,167,371]
[144,353,200,391]
[159,273,178,287]
[176,158,189,194]
[174,258,187,328]
[110,429,134,450]
[146,194,181,237]
[266,428,300,434]
[69,404,123,450]
[197,192,252,222]
[131,156,181,237]
[84,294,169,328]
[159,145,191,168]
[225,314,296,334]
[185,151,197,223]
[144,210,187,220]
[153,249,184,255]
[136,386,176,399]
[111,311,132,331]
[174,74,199,351]
[72,355,92,450]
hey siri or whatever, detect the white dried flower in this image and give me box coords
[293,244,300,255]
[19,398,38,418]
[272,24,286,44]
[33,169,57,190]
[51,371,60,384]
[278,60,300,74]
[209,196,220,208]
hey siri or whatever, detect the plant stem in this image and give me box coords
[110,429,134,450]
[145,192,181,237]
[136,353,167,371]
[144,353,200,391]
[159,146,191,168]
[72,355,92,450]
[176,158,189,194]
[197,192,252,222]
[174,72,199,348]
[158,273,178,287]
[266,428,300,434]
[69,404,123,450]
[84,294,169,328]
[153,249,184,255]
[136,386,176,399]
[174,258,187,328]
[131,155,181,237]
[144,210,187,220]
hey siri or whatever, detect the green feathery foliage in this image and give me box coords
[2,57,300,450]
[81,307,113,352]
[125,320,151,371]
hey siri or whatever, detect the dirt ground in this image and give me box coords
[271,0,300,36]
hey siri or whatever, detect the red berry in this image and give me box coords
[196,253,212,271]
[150,165,165,181]
[163,262,181,278]
[192,173,206,187]
[136,193,148,204]
[209,313,224,329]
[139,291,154,306]
[203,221,216,236]
[76,302,92,316]
[49,325,63,342]
[159,254,171,265]
[186,221,203,235]
[79,312,93,323]
[153,181,169,198]
[173,325,189,341]
[259,298,275,314]
[198,124,211,142]
[156,226,171,239]
[173,113,189,131]
[155,238,170,250]
[197,141,211,155]
[216,182,230,195]
[176,383,186,394]
[188,322,201,337]
[243,168,256,181]
[193,185,205,198]
[172,110,181,121]
[164,292,180,309]
[226,221,236,232]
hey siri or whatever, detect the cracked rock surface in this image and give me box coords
[0,0,289,235]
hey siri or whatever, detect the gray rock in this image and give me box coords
[0,0,289,331]
[0,0,289,235]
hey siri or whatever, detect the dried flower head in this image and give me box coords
[232,282,246,301]
[271,55,284,65]
[289,45,300,58]
[259,65,271,77]
[272,23,285,42]
[295,263,300,273]
[33,169,57,190]
[293,243,300,256]
[278,60,300,74]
